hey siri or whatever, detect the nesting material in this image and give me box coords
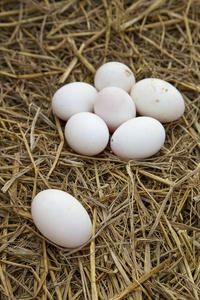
[0,1,200,300]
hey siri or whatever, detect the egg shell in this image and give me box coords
[52,82,98,121]
[31,189,92,248]
[130,78,185,123]
[94,61,135,93]
[64,112,109,156]
[110,116,166,159]
[94,86,136,133]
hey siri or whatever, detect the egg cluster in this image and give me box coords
[31,62,185,249]
[52,61,185,159]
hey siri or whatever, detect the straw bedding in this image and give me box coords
[0,0,200,299]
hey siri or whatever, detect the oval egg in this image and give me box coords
[94,61,135,93]
[64,112,109,156]
[130,78,185,123]
[52,82,98,121]
[94,86,136,132]
[31,189,92,248]
[110,116,166,159]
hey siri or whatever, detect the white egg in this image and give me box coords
[110,116,166,159]
[52,82,98,121]
[94,86,136,133]
[31,189,92,248]
[130,78,185,123]
[94,61,135,93]
[64,112,109,156]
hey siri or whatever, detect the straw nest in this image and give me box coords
[0,1,200,299]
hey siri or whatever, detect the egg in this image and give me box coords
[130,78,185,123]
[52,82,98,121]
[94,61,135,93]
[31,189,92,248]
[64,112,109,156]
[94,86,136,133]
[110,116,166,159]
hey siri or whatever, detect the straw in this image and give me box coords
[0,0,199,299]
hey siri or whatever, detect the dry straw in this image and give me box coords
[0,0,200,299]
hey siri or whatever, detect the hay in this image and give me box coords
[0,0,199,299]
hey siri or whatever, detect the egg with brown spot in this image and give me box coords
[130,78,185,123]
[94,61,136,93]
